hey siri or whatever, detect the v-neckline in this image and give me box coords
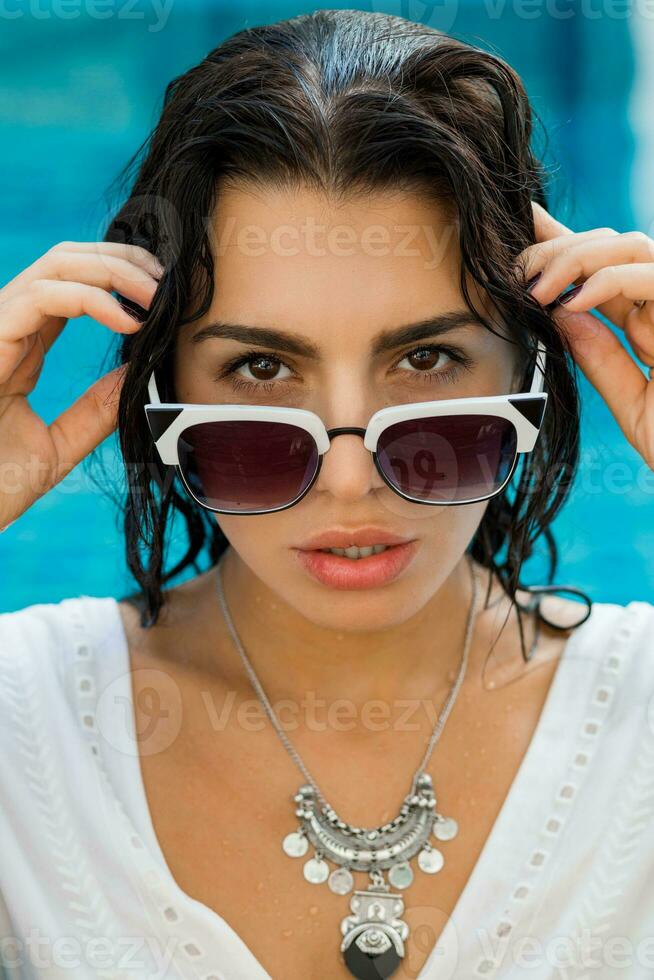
[95,594,593,980]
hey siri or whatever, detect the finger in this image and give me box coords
[0,281,144,384]
[623,304,654,366]
[525,233,654,329]
[36,252,158,352]
[0,279,146,345]
[516,227,619,281]
[3,331,48,395]
[0,241,164,301]
[59,241,165,278]
[554,307,648,443]
[1,251,159,320]
[0,332,39,382]
[47,363,128,482]
[547,263,654,339]
[47,251,159,300]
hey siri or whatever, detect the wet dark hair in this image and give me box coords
[101,8,585,653]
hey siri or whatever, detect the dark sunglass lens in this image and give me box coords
[376,415,518,503]
[177,420,319,512]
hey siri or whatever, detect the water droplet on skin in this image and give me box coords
[256,881,264,893]
[282,929,293,938]
[309,905,319,916]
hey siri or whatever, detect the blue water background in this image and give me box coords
[1,0,653,611]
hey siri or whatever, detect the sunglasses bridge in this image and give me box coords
[325,426,368,440]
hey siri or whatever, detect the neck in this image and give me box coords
[215,546,483,709]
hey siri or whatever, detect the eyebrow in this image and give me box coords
[191,310,485,358]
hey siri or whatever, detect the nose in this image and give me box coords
[314,426,384,503]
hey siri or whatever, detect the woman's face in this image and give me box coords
[173,183,521,632]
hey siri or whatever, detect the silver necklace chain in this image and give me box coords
[215,552,480,812]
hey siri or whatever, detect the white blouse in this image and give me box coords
[0,594,654,980]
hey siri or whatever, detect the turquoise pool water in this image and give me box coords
[1,1,653,612]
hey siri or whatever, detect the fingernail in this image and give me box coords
[526,272,542,292]
[556,284,584,305]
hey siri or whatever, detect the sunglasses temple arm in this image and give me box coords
[147,362,162,405]
[529,339,547,395]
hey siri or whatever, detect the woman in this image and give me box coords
[1,9,653,979]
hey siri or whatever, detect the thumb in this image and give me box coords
[554,307,646,433]
[48,363,129,480]
[554,308,608,367]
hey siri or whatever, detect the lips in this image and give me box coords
[297,527,416,551]
[294,538,420,590]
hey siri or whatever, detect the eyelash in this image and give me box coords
[216,344,474,394]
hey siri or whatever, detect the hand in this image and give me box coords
[0,241,162,530]
[515,202,654,470]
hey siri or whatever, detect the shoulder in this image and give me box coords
[0,595,124,772]
[561,596,654,732]
[567,594,654,659]
[0,598,75,719]
[544,592,654,668]
[495,581,654,717]
[0,597,69,663]
[0,594,120,679]
[518,586,654,665]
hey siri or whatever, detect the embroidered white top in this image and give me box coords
[0,594,654,980]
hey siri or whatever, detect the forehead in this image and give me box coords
[204,183,481,346]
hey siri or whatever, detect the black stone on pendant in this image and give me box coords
[340,888,408,978]
[343,942,402,979]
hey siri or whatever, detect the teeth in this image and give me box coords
[322,544,390,559]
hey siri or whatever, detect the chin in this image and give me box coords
[224,535,452,630]
[286,570,433,632]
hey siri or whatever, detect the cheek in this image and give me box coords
[413,500,488,559]
[213,512,291,562]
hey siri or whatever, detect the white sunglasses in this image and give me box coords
[144,340,547,515]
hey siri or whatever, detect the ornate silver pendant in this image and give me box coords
[281,771,458,979]
[341,880,408,979]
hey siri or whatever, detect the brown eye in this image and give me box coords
[235,355,292,382]
[398,347,453,373]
